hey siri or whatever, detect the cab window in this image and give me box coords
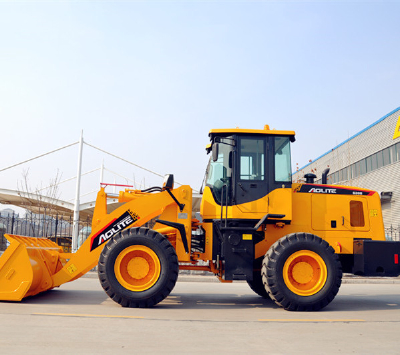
[274,137,292,182]
[205,138,233,205]
[239,138,265,180]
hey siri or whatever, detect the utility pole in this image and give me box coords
[72,131,83,252]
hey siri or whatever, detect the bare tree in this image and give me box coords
[17,169,62,238]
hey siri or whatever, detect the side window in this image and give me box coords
[206,153,224,186]
[366,156,372,172]
[396,142,400,161]
[377,151,384,169]
[342,167,348,180]
[239,138,265,180]
[275,137,292,182]
[350,200,365,227]
[383,147,391,166]
[360,159,366,175]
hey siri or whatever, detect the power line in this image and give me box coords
[84,141,184,185]
[0,142,79,173]
[0,139,197,191]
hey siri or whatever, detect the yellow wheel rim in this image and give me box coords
[283,250,327,296]
[114,245,161,292]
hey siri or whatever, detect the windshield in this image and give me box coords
[205,139,233,205]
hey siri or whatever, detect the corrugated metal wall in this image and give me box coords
[293,107,400,239]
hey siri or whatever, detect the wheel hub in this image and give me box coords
[291,261,314,284]
[127,257,150,280]
[283,250,327,296]
[114,245,161,292]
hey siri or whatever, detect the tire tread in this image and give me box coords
[98,227,178,308]
[262,233,342,311]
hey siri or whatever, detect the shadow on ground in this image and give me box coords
[14,284,400,313]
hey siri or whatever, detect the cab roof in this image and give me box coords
[208,125,295,140]
[206,125,296,152]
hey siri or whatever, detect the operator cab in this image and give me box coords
[204,125,295,206]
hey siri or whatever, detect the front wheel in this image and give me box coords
[98,227,178,308]
[262,233,342,311]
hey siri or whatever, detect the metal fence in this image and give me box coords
[385,225,400,241]
[0,213,91,252]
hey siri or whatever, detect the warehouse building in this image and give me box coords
[293,106,400,240]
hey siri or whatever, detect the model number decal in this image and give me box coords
[295,184,373,196]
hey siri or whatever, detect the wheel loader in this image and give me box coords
[1,125,399,311]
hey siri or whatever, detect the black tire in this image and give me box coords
[247,257,269,298]
[262,233,342,311]
[98,227,178,308]
[247,270,269,298]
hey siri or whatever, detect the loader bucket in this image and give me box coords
[0,234,64,301]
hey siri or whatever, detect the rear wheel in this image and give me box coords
[262,233,342,311]
[98,227,178,308]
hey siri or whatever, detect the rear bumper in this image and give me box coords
[353,239,400,277]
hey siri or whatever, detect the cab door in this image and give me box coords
[235,135,292,206]
[235,136,268,206]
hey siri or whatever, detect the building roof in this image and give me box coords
[0,188,122,222]
[297,106,400,172]
[0,188,203,222]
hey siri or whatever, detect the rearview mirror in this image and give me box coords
[162,174,174,190]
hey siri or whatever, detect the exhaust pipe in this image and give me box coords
[322,168,330,184]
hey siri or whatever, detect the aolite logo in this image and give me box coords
[90,210,140,251]
[308,188,337,194]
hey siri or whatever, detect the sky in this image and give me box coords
[0,0,399,208]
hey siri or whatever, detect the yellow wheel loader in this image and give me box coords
[1,125,399,311]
